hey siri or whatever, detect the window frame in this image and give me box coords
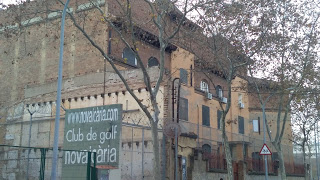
[180,68,188,85]
[252,119,259,133]
[147,56,159,67]
[200,80,209,93]
[179,97,189,121]
[202,105,210,126]
[122,47,137,66]
[216,85,223,98]
[238,116,245,134]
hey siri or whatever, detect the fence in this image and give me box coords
[0,145,97,180]
[179,120,305,176]
[1,120,305,179]
[121,124,163,180]
[0,122,164,180]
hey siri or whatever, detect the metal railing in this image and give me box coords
[0,145,97,180]
[179,120,305,175]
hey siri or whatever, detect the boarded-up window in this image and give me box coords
[179,98,188,121]
[217,110,222,129]
[202,105,210,126]
[180,68,188,84]
[238,116,244,134]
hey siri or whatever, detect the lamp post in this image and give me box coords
[50,0,71,179]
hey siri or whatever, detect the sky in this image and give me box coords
[1,0,26,5]
[1,0,16,4]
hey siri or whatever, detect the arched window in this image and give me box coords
[148,57,159,67]
[200,80,209,92]
[216,85,223,98]
[122,47,137,66]
[202,144,211,154]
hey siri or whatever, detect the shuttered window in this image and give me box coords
[180,68,188,85]
[179,98,188,121]
[238,116,244,134]
[217,110,222,129]
[202,105,210,126]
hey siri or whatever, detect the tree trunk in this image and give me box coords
[274,143,287,180]
[302,142,308,180]
[223,131,233,180]
[151,120,161,180]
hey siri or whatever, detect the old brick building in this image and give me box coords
[0,0,300,180]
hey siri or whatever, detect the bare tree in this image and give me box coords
[188,0,320,179]
[291,92,320,180]
[59,0,200,179]
[0,0,204,179]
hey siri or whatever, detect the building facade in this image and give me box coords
[0,0,302,179]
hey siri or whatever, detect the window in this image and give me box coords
[202,105,210,126]
[217,110,222,129]
[179,98,188,121]
[180,68,188,84]
[238,94,243,103]
[272,152,279,162]
[216,85,223,98]
[243,144,248,159]
[202,144,211,154]
[148,57,159,67]
[108,30,112,55]
[238,116,244,134]
[200,80,209,92]
[190,65,193,86]
[122,47,137,66]
[252,152,263,172]
[253,119,260,133]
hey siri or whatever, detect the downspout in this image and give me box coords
[171,78,180,180]
[172,78,180,121]
[175,79,181,180]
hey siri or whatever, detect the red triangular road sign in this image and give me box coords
[259,144,272,155]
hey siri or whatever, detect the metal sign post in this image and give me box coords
[262,108,269,180]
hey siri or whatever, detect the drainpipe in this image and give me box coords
[172,78,181,180]
[172,78,180,121]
